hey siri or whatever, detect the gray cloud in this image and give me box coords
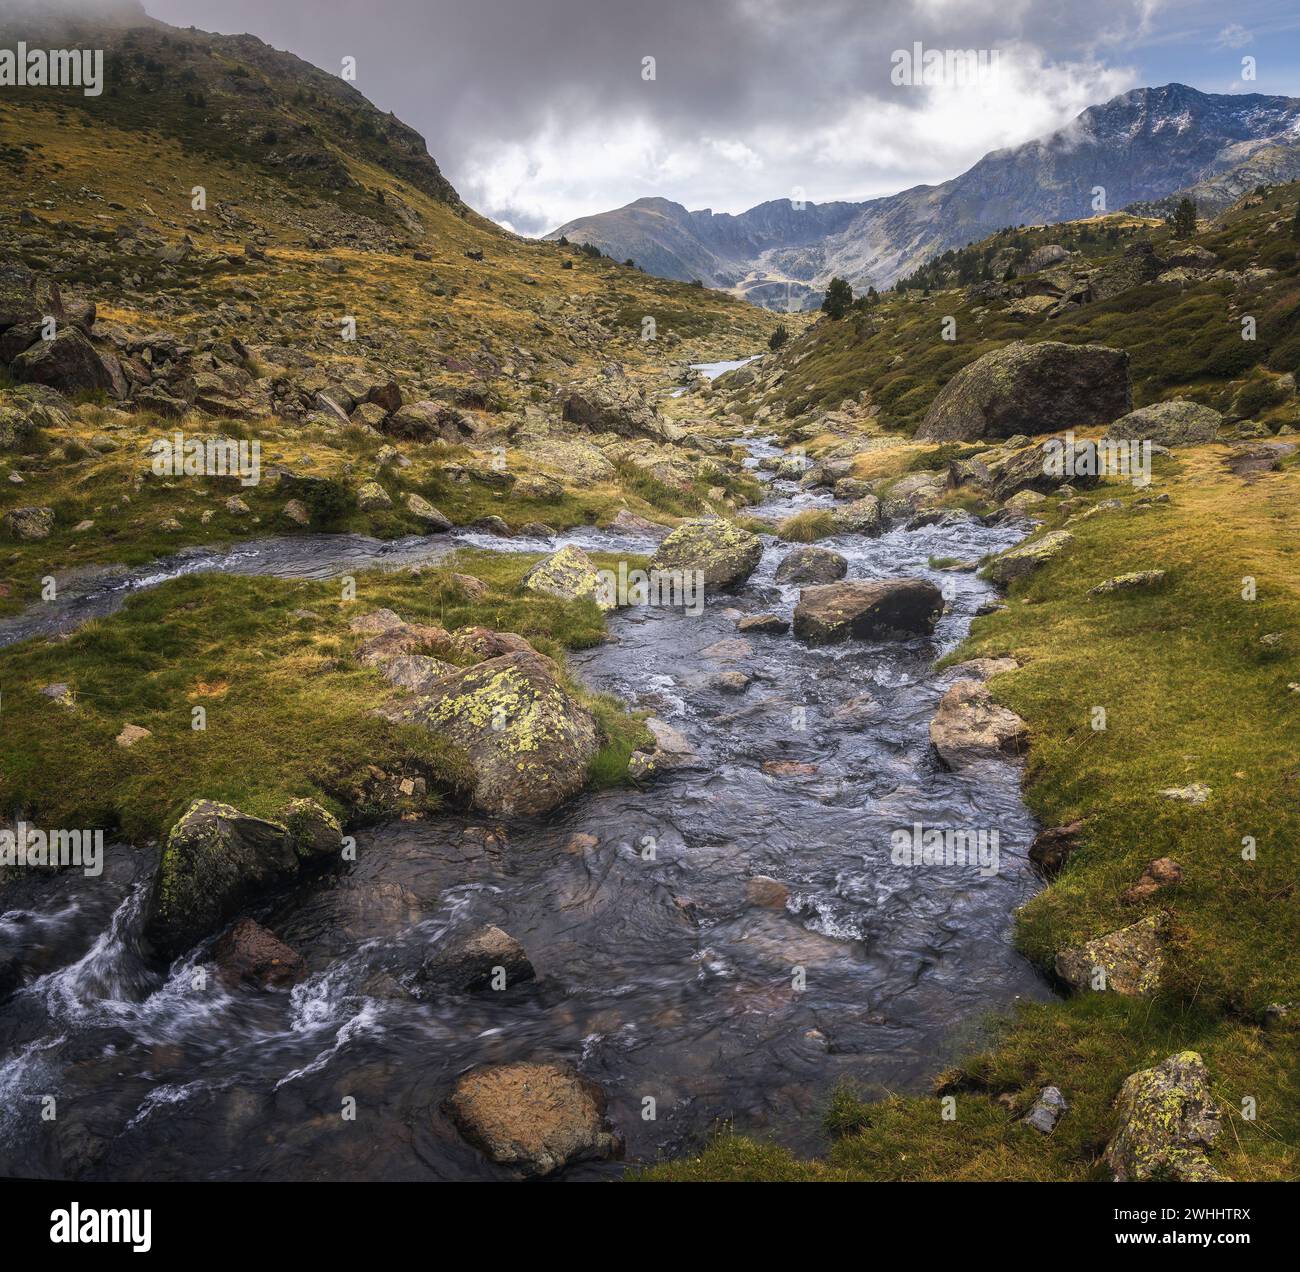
[92,1,1288,231]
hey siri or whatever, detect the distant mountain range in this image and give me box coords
[546,84,1300,308]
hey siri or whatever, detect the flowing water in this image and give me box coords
[0,412,1054,1181]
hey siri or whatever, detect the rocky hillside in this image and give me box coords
[548,84,1300,306]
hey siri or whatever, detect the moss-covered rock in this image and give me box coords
[1105,1051,1228,1182]
[394,650,598,816]
[278,797,343,858]
[144,799,297,959]
[986,529,1073,586]
[521,544,613,611]
[916,340,1131,441]
[649,517,763,590]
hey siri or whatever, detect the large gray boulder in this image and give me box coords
[916,341,1131,441]
[774,545,848,585]
[11,328,119,397]
[649,518,763,590]
[793,578,943,644]
[390,650,598,817]
[144,800,298,958]
[1105,399,1222,447]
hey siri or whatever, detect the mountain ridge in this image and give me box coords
[546,83,1300,307]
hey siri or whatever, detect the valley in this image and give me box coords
[0,1,1297,1194]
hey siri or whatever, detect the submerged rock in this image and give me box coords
[144,800,298,959]
[793,578,943,644]
[915,340,1131,441]
[212,918,305,988]
[929,679,1028,768]
[418,924,535,993]
[1054,913,1165,996]
[1105,1051,1227,1182]
[649,518,763,590]
[393,650,598,817]
[444,1062,623,1176]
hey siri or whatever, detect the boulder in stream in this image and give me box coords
[775,544,848,585]
[418,924,535,994]
[649,517,763,590]
[793,578,943,644]
[444,1061,623,1177]
[212,918,305,988]
[929,679,1029,769]
[144,800,299,959]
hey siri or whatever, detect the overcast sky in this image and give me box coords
[136,0,1300,234]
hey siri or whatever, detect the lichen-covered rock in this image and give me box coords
[929,679,1029,768]
[987,440,1100,503]
[832,494,883,535]
[356,480,392,511]
[418,924,535,993]
[3,505,54,540]
[404,491,452,530]
[1089,569,1166,595]
[649,518,763,590]
[278,797,343,858]
[1105,399,1221,447]
[212,918,305,988]
[986,529,1073,586]
[144,800,297,958]
[774,544,848,585]
[916,340,1131,441]
[444,1062,622,1176]
[1105,1051,1228,1182]
[793,578,943,644]
[559,375,677,442]
[1054,913,1165,996]
[521,544,613,611]
[394,650,598,816]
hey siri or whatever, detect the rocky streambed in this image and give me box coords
[0,424,1055,1181]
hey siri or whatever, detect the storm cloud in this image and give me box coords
[126,0,1300,233]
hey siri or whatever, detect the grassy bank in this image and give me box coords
[0,549,649,846]
[642,445,1300,1181]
